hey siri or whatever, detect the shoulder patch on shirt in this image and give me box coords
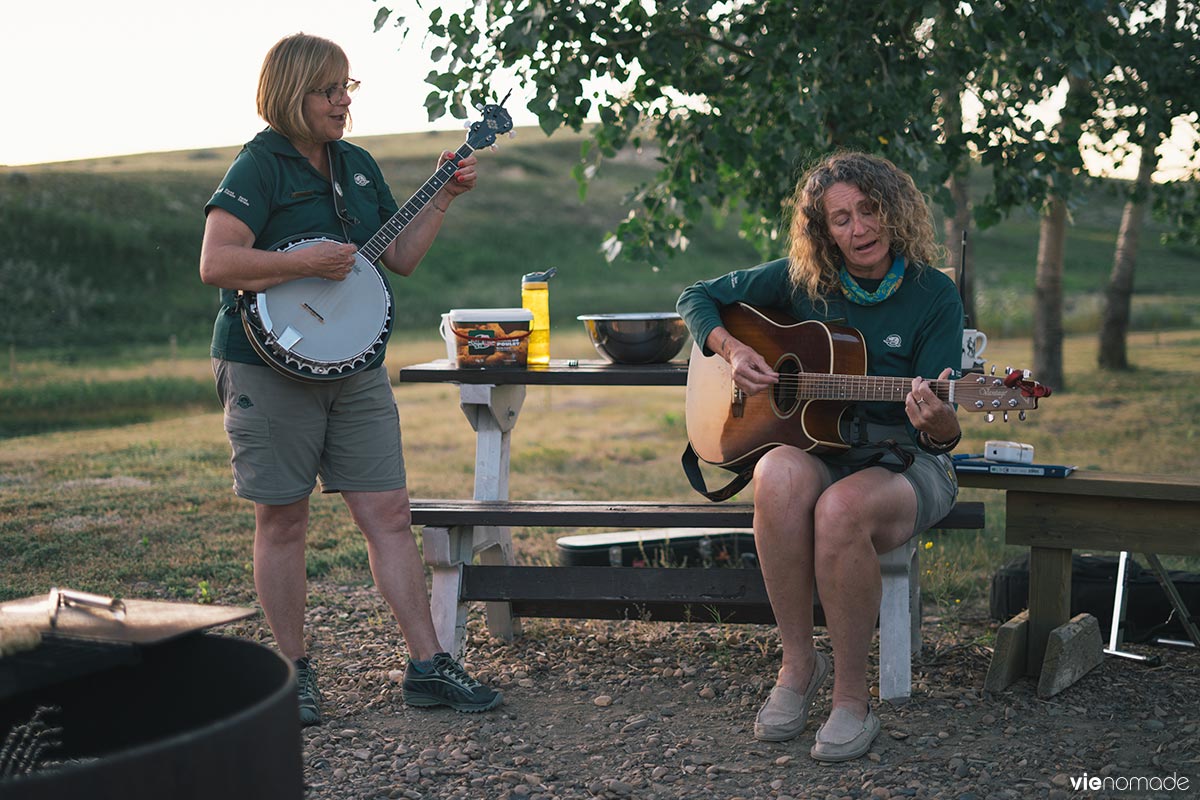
[354,172,370,187]
[883,334,903,348]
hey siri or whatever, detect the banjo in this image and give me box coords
[241,98,514,382]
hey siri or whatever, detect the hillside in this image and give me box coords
[2,126,1197,353]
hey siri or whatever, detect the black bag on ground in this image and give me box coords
[990,553,1200,643]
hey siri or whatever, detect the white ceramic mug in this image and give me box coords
[962,329,988,370]
[439,313,457,362]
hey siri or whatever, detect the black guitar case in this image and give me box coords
[990,553,1200,643]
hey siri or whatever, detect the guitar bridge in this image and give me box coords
[732,385,745,418]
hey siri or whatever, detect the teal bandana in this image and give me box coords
[839,255,905,306]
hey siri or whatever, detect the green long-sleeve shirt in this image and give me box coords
[676,256,964,446]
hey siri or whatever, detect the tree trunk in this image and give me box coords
[1097,141,1155,370]
[944,168,975,323]
[1032,74,1091,393]
[1034,195,1067,391]
[1098,0,1175,371]
[939,80,974,325]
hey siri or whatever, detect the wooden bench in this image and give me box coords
[413,499,985,702]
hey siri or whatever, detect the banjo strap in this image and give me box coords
[326,143,359,240]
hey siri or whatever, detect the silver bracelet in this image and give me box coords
[920,429,961,452]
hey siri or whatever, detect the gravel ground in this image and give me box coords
[229,581,1199,800]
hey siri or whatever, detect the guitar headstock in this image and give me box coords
[465,91,514,151]
[953,367,1052,422]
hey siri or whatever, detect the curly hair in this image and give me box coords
[786,151,943,302]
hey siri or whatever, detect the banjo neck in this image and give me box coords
[358,142,475,264]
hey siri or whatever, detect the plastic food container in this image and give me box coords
[442,308,533,368]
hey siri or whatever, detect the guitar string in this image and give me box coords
[766,375,954,400]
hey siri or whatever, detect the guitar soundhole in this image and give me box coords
[771,355,802,417]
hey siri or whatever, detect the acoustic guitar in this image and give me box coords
[685,302,1050,470]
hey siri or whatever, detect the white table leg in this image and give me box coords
[424,526,469,655]
[457,383,526,642]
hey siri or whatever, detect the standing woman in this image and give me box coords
[677,152,962,761]
[200,32,500,726]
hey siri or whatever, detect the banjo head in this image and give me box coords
[244,236,393,380]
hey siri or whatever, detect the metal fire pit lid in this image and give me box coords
[0,588,255,645]
[1,589,258,702]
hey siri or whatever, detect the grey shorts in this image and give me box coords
[213,360,406,505]
[820,424,959,537]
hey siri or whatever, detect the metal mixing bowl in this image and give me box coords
[577,313,689,364]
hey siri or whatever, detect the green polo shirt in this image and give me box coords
[676,256,964,440]
[205,128,400,366]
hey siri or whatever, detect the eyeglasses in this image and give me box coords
[310,79,360,104]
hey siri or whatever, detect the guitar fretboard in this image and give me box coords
[779,374,953,403]
[359,142,475,263]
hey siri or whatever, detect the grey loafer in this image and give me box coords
[754,650,830,742]
[810,707,881,762]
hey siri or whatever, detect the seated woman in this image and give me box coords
[677,151,963,762]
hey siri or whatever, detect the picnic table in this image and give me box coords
[397,358,984,702]
[956,470,1200,692]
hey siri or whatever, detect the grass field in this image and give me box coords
[2,327,1197,624]
[2,130,1198,627]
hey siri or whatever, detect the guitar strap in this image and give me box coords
[680,419,915,504]
[846,418,915,473]
[680,442,757,503]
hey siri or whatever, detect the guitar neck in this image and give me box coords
[359,142,475,263]
[782,373,952,404]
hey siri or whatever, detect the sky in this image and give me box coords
[6,2,1195,178]
[4,0,536,166]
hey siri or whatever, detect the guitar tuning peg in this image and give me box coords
[490,144,498,152]
[508,131,516,139]
[463,121,472,130]
[1003,411,1009,422]
[990,365,997,375]
[1019,410,1027,421]
[986,412,995,423]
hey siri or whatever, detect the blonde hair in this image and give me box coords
[786,152,943,302]
[256,33,352,144]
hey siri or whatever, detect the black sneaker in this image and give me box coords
[402,652,502,712]
[295,657,323,727]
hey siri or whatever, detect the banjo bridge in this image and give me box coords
[301,303,326,323]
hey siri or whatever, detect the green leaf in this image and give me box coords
[424,91,446,122]
[372,7,391,33]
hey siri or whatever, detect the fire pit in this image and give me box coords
[1,592,302,799]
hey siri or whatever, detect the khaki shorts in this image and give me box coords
[213,360,406,505]
[820,424,959,537]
